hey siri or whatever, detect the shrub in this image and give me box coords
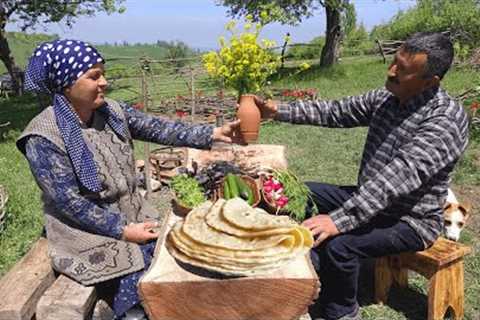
[370,0,480,46]
[287,36,324,60]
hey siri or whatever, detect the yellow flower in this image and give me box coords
[260,11,268,22]
[299,62,311,71]
[225,20,236,32]
[202,16,280,95]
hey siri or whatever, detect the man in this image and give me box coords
[255,32,468,320]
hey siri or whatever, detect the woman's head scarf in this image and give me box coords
[24,39,127,193]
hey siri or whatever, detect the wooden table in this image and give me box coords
[138,144,319,320]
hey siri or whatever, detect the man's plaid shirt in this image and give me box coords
[276,87,469,247]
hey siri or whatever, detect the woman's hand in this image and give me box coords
[302,214,340,247]
[253,96,278,120]
[121,221,159,244]
[212,119,242,143]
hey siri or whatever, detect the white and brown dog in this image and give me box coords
[443,188,472,242]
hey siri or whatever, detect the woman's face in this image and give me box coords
[64,63,108,110]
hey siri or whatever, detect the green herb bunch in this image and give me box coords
[273,169,317,222]
[171,174,206,208]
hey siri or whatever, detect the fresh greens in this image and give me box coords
[171,174,206,208]
[273,169,317,222]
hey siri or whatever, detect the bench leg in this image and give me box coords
[427,261,464,320]
[374,256,408,304]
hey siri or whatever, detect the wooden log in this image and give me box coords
[36,275,97,320]
[139,211,319,320]
[186,144,288,171]
[0,238,55,320]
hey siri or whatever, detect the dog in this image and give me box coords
[443,188,472,242]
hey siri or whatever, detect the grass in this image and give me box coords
[0,55,479,319]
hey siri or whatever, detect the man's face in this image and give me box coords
[385,48,437,103]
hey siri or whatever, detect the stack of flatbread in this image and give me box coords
[166,198,313,276]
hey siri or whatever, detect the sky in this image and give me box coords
[7,0,416,50]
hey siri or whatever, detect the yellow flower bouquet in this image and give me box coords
[202,14,280,96]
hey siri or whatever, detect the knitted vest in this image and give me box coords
[17,98,158,285]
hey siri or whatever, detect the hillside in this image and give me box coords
[0,32,198,73]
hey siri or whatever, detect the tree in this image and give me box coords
[217,0,350,67]
[0,0,125,95]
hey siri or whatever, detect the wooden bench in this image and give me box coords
[0,238,113,320]
[374,237,472,320]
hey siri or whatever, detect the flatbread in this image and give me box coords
[205,199,296,237]
[171,222,293,258]
[222,198,296,231]
[170,222,305,266]
[183,201,296,251]
[166,237,292,277]
[166,199,314,277]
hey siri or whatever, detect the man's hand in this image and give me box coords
[212,119,243,143]
[253,96,278,119]
[122,221,159,244]
[302,214,340,247]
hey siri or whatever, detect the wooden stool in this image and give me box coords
[374,237,471,320]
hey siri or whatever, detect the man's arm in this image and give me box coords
[329,114,467,233]
[275,89,391,128]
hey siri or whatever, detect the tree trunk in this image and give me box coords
[320,3,343,67]
[0,13,23,96]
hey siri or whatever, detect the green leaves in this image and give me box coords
[1,0,126,31]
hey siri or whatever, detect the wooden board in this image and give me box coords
[409,237,472,267]
[186,144,288,171]
[0,238,56,320]
[139,211,319,320]
[36,275,97,320]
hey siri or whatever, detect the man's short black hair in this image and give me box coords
[403,32,454,80]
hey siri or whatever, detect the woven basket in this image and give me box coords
[219,175,261,207]
[171,196,192,217]
[260,175,289,215]
[0,185,8,233]
[171,190,218,217]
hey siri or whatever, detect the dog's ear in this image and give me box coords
[459,201,472,220]
[444,202,452,210]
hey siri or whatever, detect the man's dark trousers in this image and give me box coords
[306,182,425,320]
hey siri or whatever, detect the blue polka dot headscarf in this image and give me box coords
[25,39,127,193]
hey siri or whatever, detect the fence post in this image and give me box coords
[190,66,196,122]
[281,32,290,70]
[375,39,387,64]
[141,59,152,198]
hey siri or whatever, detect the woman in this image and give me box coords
[17,39,239,319]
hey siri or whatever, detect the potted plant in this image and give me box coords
[203,13,280,143]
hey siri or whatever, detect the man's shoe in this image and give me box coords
[314,304,361,320]
[338,307,361,320]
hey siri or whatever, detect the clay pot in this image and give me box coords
[236,94,260,143]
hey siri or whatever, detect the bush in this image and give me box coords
[342,24,376,57]
[370,0,480,46]
[287,36,324,60]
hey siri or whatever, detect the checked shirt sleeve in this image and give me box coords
[329,114,468,233]
[120,102,214,149]
[275,89,390,127]
[24,136,125,239]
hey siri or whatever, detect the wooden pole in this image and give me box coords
[141,59,152,198]
[190,66,195,122]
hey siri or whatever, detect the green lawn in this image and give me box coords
[0,55,479,319]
